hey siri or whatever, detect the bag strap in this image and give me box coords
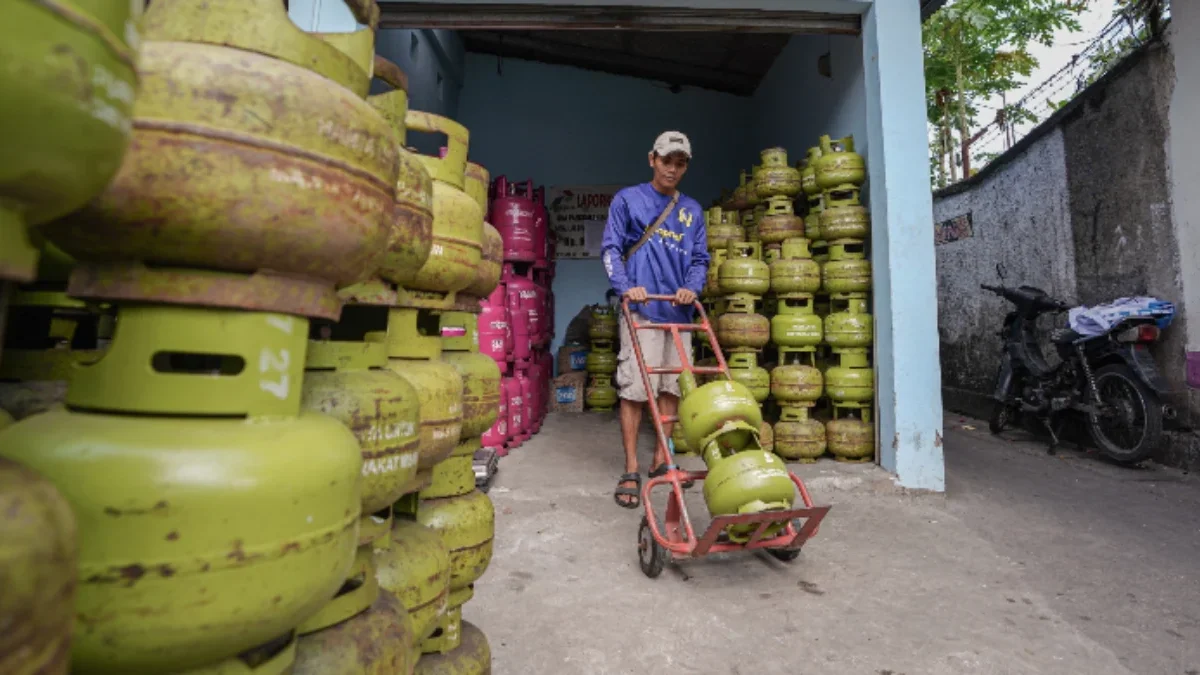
[623,193,679,262]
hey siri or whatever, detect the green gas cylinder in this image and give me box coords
[302,338,421,528]
[801,148,822,198]
[771,351,823,406]
[2,0,140,283]
[586,376,618,411]
[819,190,871,241]
[770,295,823,349]
[440,312,500,439]
[585,341,617,375]
[677,373,763,453]
[588,307,618,342]
[755,148,802,199]
[174,632,298,674]
[747,164,764,208]
[0,457,76,675]
[464,163,502,299]
[44,0,394,289]
[375,516,451,648]
[769,239,821,295]
[707,208,745,252]
[406,112,483,296]
[757,197,805,245]
[417,489,494,615]
[716,298,769,352]
[701,439,796,543]
[414,620,491,675]
[763,244,782,266]
[816,135,866,190]
[811,240,830,265]
[824,294,873,350]
[293,590,416,675]
[0,305,363,674]
[727,352,770,403]
[825,350,875,405]
[368,71,435,288]
[759,420,775,454]
[740,208,756,241]
[828,409,875,462]
[822,240,870,294]
[369,308,464,487]
[421,438,480,501]
[719,242,770,299]
[703,249,728,300]
[774,407,827,463]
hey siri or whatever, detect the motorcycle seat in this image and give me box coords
[1051,328,1083,344]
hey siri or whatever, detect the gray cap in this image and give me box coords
[652,131,692,158]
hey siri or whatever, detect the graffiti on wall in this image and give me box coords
[935,211,974,246]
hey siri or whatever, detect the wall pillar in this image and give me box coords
[862,1,945,490]
[1168,4,1200,389]
[287,0,362,32]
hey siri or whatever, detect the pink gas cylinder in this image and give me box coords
[483,384,508,455]
[509,265,541,356]
[479,285,512,374]
[503,376,523,449]
[492,177,539,263]
[503,263,533,364]
[515,367,534,442]
[528,356,544,433]
[533,186,549,270]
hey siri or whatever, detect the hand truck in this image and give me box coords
[621,294,831,578]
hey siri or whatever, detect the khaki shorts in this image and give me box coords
[616,311,692,403]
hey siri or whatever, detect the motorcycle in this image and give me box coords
[982,268,1173,464]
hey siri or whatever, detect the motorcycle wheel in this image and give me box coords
[988,402,1013,435]
[1086,364,1163,465]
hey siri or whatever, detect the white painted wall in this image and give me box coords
[1168,6,1200,355]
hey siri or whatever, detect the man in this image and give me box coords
[601,131,709,509]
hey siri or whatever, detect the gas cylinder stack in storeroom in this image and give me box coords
[490,176,554,448]
[809,135,876,462]
[584,305,619,411]
[0,0,438,672]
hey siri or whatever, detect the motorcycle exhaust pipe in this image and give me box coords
[1162,404,1177,421]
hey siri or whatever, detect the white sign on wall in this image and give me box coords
[546,185,624,259]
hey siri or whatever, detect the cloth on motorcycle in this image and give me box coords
[1068,296,1175,337]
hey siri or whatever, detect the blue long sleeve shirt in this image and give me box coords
[601,183,709,324]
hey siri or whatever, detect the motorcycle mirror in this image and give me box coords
[996,263,1007,282]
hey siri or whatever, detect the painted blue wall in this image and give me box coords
[751,35,868,177]
[455,53,756,357]
[374,29,465,157]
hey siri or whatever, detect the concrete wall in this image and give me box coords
[933,37,1197,467]
[1168,4,1200,393]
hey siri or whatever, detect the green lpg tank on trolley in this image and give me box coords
[0,305,364,674]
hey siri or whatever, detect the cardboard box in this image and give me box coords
[556,345,588,375]
[549,372,588,413]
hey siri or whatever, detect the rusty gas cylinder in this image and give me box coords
[801,147,822,197]
[368,309,464,485]
[821,240,870,294]
[774,407,827,463]
[757,197,805,245]
[417,489,494,615]
[464,162,502,298]
[726,352,770,403]
[816,135,866,190]
[716,297,769,352]
[770,239,821,296]
[404,112,483,296]
[369,57,434,288]
[293,590,416,675]
[414,620,491,675]
[375,515,451,648]
[819,190,871,242]
[439,312,501,440]
[44,0,396,288]
[0,458,77,675]
[755,148,801,199]
[828,410,875,462]
[771,351,823,406]
[706,207,744,252]
[718,242,769,300]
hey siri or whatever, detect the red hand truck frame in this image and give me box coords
[621,294,831,578]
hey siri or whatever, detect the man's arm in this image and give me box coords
[683,210,710,296]
[601,195,634,296]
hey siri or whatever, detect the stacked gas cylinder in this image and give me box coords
[481,176,556,453]
[584,305,619,410]
[707,139,876,464]
[0,1,495,673]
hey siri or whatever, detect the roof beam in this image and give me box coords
[379,4,861,34]
[461,31,756,95]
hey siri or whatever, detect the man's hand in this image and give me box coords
[624,287,649,303]
[674,288,697,306]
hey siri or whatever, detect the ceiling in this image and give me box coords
[460,30,793,96]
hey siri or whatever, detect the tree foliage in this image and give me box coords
[924,0,1084,187]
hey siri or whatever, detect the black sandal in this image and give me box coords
[649,464,694,490]
[614,473,641,509]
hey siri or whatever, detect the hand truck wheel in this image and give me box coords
[767,547,801,562]
[638,515,666,578]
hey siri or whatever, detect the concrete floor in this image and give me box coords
[467,412,1200,675]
